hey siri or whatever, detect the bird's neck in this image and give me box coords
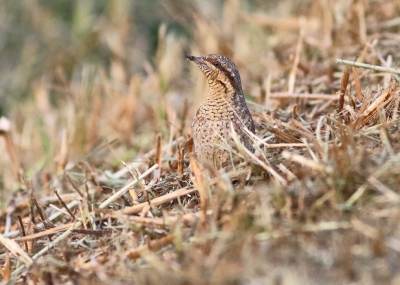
[206,84,242,103]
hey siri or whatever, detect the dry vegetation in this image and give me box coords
[1,0,400,284]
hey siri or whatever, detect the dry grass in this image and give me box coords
[1,0,400,284]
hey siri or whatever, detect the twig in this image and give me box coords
[361,84,397,118]
[98,164,158,209]
[237,127,286,185]
[17,216,28,251]
[0,234,33,267]
[31,197,47,224]
[268,93,340,100]
[12,224,81,278]
[187,134,194,153]
[65,173,84,198]
[263,125,303,144]
[126,235,174,259]
[178,148,184,176]
[156,133,162,171]
[11,164,158,278]
[282,151,332,173]
[0,252,11,280]
[14,223,75,242]
[352,66,363,100]
[121,186,197,215]
[189,151,207,219]
[288,29,304,94]
[111,212,200,226]
[54,190,76,220]
[336,59,400,75]
[3,200,80,239]
[338,67,350,113]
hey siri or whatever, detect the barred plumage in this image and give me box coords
[187,54,255,168]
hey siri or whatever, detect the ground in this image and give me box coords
[1,1,400,284]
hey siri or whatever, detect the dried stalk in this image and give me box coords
[156,133,162,171]
[352,66,363,100]
[98,164,158,209]
[338,67,350,113]
[11,164,158,278]
[178,148,184,176]
[269,93,340,100]
[0,235,33,267]
[121,186,197,215]
[336,59,400,75]
[65,173,84,198]
[54,190,76,220]
[126,235,174,259]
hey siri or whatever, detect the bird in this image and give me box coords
[187,54,255,169]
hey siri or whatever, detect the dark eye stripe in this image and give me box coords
[204,57,242,91]
[218,65,239,89]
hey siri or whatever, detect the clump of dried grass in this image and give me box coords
[1,0,400,284]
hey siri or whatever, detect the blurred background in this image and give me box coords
[0,0,399,200]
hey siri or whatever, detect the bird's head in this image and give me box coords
[187,54,242,96]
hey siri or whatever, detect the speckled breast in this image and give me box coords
[191,101,254,168]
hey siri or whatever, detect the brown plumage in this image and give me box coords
[187,54,255,168]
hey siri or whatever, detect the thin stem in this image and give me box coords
[336,59,400,76]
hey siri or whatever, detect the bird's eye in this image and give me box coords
[214,61,220,67]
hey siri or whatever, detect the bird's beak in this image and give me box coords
[186,55,204,64]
